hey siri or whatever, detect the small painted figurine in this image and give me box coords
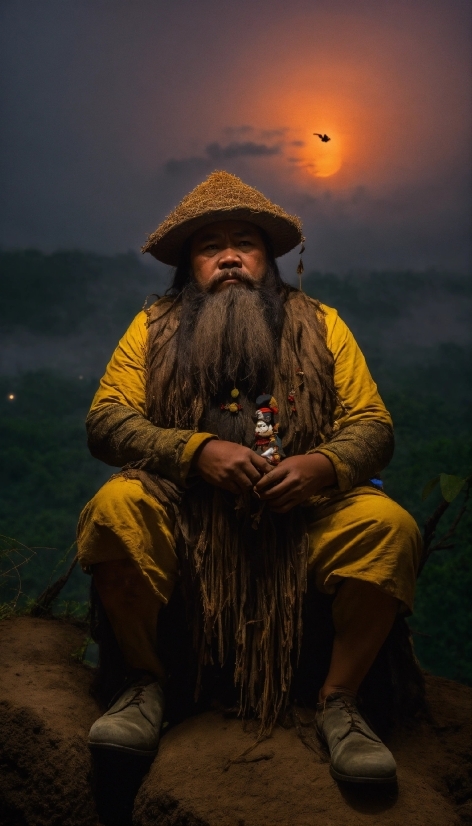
[253,394,285,465]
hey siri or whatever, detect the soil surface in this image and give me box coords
[0,616,471,826]
[0,616,99,826]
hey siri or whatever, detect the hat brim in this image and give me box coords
[142,207,303,266]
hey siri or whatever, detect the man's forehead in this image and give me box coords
[191,220,262,243]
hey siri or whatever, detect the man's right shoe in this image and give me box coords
[88,677,165,757]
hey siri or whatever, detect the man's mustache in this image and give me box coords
[205,268,259,293]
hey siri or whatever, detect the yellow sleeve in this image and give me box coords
[90,310,148,415]
[86,311,216,484]
[324,305,393,431]
[313,305,394,491]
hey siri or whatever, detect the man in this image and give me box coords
[77,170,421,784]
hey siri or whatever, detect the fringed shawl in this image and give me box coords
[128,288,337,735]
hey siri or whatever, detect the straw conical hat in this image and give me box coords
[142,170,303,265]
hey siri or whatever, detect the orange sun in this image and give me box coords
[299,131,343,178]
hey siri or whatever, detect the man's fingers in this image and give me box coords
[261,483,295,503]
[255,470,282,491]
[256,479,294,501]
[250,453,273,475]
[234,475,257,494]
[244,463,266,487]
[255,466,288,492]
[230,463,265,493]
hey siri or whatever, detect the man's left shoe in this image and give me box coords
[315,691,397,784]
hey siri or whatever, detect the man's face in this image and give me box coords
[190,219,267,292]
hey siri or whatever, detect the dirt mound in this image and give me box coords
[0,616,471,826]
[135,678,472,826]
[0,616,99,826]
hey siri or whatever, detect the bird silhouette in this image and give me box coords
[313,133,331,143]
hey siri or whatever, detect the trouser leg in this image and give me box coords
[93,557,164,680]
[77,475,179,682]
[321,578,398,698]
[305,485,422,696]
[308,486,422,782]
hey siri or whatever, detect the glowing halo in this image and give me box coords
[313,152,342,178]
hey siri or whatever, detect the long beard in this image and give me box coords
[167,271,285,442]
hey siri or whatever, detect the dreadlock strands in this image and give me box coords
[134,289,336,736]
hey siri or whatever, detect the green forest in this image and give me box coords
[0,251,470,684]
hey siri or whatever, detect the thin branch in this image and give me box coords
[30,555,78,617]
[0,537,37,615]
[418,482,470,576]
[427,541,455,553]
[431,488,469,549]
[422,499,449,551]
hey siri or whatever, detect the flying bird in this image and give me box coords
[313,133,331,143]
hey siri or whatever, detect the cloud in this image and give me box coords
[206,141,281,160]
[284,170,471,274]
[260,128,289,140]
[164,140,281,175]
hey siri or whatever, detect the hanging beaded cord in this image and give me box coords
[220,386,243,414]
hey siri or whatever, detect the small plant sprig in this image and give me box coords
[419,473,470,576]
[0,535,37,619]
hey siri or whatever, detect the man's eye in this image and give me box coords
[239,239,252,247]
[204,244,218,251]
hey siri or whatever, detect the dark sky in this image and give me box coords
[1,0,471,274]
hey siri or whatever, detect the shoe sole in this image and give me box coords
[330,765,397,784]
[88,740,159,758]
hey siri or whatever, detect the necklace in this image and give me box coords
[220,386,243,414]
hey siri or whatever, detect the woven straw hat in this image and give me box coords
[142,170,303,265]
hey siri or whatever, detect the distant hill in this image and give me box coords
[0,249,470,377]
[0,250,167,376]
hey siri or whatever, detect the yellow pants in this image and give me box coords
[77,477,422,675]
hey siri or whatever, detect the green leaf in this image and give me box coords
[422,476,440,500]
[439,473,467,502]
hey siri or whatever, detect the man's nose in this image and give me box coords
[217,246,242,269]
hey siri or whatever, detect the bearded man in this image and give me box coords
[77,171,421,785]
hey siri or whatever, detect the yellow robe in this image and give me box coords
[77,304,421,675]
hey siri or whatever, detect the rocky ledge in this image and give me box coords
[0,616,471,826]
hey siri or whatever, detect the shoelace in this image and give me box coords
[107,670,154,710]
[123,685,147,709]
[321,694,370,736]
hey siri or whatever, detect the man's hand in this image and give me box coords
[254,453,336,513]
[193,440,272,495]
